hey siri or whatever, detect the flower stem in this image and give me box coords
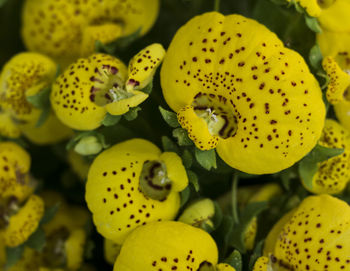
[231,172,240,224]
[214,0,220,12]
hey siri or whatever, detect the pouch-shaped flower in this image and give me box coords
[0,142,33,202]
[302,119,350,194]
[51,44,165,130]
[264,194,350,271]
[22,0,160,65]
[3,194,44,247]
[0,52,72,144]
[160,12,325,174]
[114,221,218,271]
[85,138,188,244]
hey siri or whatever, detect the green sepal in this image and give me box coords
[181,149,193,169]
[102,113,122,127]
[248,239,265,270]
[140,80,153,95]
[225,250,242,271]
[309,44,323,70]
[161,136,180,154]
[194,148,217,170]
[5,245,24,270]
[298,144,344,190]
[173,128,193,146]
[25,226,46,252]
[66,131,108,151]
[40,203,60,225]
[26,86,51,109]
[159,106,180,128]
[124,106,141,121]
[305,15,322,33]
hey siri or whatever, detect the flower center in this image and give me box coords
[197,261,216,271]
[192,92,238,139]
[42,227,70,268]
[89,65,132,106]
[317,0,336,9]
[139,160,172,201]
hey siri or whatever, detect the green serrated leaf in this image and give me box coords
[305,15,322,33]
[161,136,180,154]
[181,149,193,169]
[102,113,122,126]
[225,250,242,271]
[40,203,60,225]
[26,86,51,109]
[173,128,193,146]
[309,44,323,70]
[299,144,344,190]
[141,80,153,95]
[5,245,24,270]
[187,170,199,192]
[194,148,217,170]
[229,202,269,253]
[124,107,141,121]
[180,186,191,208]
[159,106,180,128]
[25,227,46,251]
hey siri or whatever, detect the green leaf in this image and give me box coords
[305,15,322,33]
[141,80,153,95]
[173,128,193,146]
[249,239,265,270]
[25,227,46,251]
[225,250,242,271]
[26,86,51,109]
[181,149,193,169]
[194,148,217,170]
[187,170,199,192]
[159,106,180,128]
[180,186,191,208]
[124,107,141,121]
[40,203,60,225]
[309,44,323,70]
[102,113,121,127]
[161,136,180,154]
[229,201,269,253]
[5,245,24,270]
[299,144,344,190]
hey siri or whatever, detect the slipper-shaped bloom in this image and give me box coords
[0,52,72,144]
[264,194,350,271]
[114,221,234,271]
[302,119,350,194]
[22,0,160,65]
[51,44,165,130]
[85,139,188,244]
[0,142,33,202]
[2,194,44,247]
[288,0,350,32]
[161,12,325,174]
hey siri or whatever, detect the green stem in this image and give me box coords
[214,0,220,12]
[231,172,240,225]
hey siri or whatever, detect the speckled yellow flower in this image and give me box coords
[289,0,350,32]
[22,0,160,65]
[264,194,350,271]
[301,119,350,194]
[51,44,165,130]
[114,221,234,271]
[2,194,44,247]
[0,52,72,144]
[85,138,188,244]
[161,12,325,174]
[0,142,33,202]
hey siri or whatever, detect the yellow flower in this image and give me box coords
[0,52,72,144]
[216,263,236,271]
[178,198,215,229]
[160,12,325,174]
[51,44,165,130]
[114,221,218,271]
[302,119,350,194]
[3,195,44,247]
[85,139,188,244]
[264,194,350,271]
[252,256,270,271]
[22,0,160,65]
[0,142,33,202]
